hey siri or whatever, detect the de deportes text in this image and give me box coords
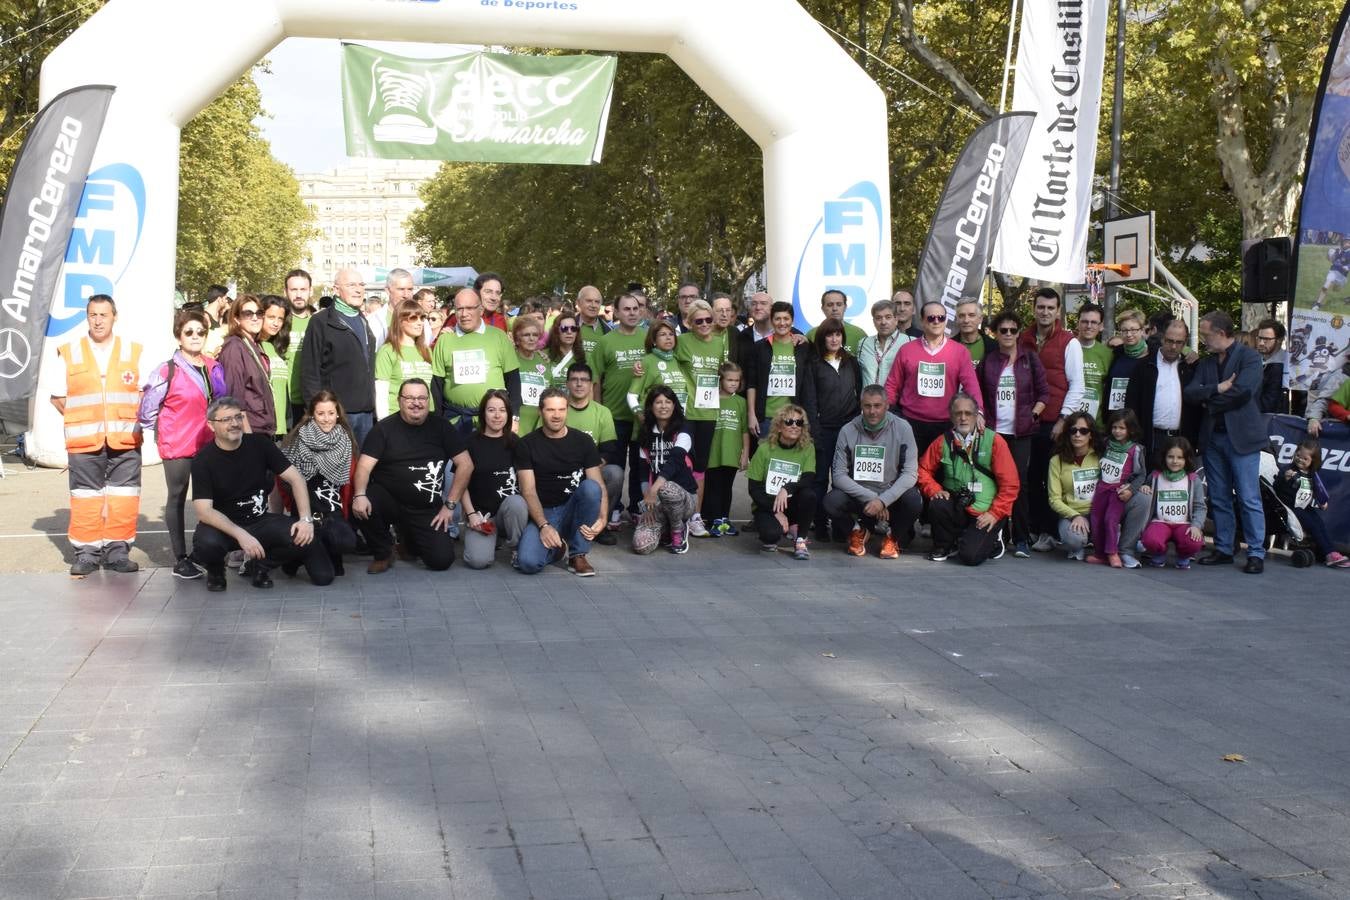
[481,0,580,9]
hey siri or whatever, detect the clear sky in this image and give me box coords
[255,38,477,175]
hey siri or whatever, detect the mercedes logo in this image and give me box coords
[0,327,32,380]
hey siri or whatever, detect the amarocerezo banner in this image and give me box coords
[1290,5,1350,390]
[341,44,617,166]
[0,85,114,403]
[914,112,1035,318]
[991,0,1108,284]
[1267,414,1350,548]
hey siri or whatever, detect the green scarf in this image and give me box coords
[1107,438,1131,455]
[1161,467,1187,482]
[651,348,674,362]
[1124,337,1148,358]
[334,297,361,317]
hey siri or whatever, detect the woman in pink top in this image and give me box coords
[884,300,983,454]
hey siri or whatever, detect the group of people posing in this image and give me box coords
[52,270,1348,589]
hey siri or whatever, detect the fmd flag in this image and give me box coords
[341,44,616,165]
[992,0,1108,283]
[0,85,114,402]
[915,112,1035,318]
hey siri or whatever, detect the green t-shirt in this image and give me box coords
[374,343,436,417]
[546,350,577,389]
[959,335,987,365]
[431,326,519,417]
[1079,341,1114,420]
[806,321,867,356]
[708,393,748,469]
[262,342,289,437]
[286,314,311,405]
[516,350,550,434]
[566,401,617,446]
[676,331,729,422]
[630,353,690,415]
[747,440,816,505]
[579,322,608,360]
[765,340,800,419]
[596,328,648,422]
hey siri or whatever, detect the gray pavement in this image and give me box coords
[3,532,1350,899]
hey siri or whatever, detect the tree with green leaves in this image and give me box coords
[175,70,314,297]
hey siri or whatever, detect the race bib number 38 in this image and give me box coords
[852,444,885,482]
[453,348,488,384]
[520,371,547,406]
[917,361,946,398]
[765,458,801,495]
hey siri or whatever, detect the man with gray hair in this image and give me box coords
[300,267,378,445]
[857,299,910,387]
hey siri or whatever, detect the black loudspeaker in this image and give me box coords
[1241,236,1291,303]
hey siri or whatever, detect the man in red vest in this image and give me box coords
[50,295,144,576]
[1019,288,1085,551]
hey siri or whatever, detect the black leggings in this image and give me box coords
[162,457,193,559]
[701,466,738,521]
[753,485,817,544]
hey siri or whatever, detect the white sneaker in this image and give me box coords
[1067,548,1085,561]
[687,513,710,538]
[1120,553,1141,569]
[1032,533,1056,553]
[225,549,245,569]
[608,509,623,531]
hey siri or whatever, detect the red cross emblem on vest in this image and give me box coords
[122,370,136,386]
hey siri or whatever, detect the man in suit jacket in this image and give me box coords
[1123,319,1200,465]
[1184,311,1268,573]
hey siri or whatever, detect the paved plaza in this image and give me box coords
[3,526,1350,900]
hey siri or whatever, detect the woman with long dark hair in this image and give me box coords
[455,389,529,569]
[1047,411,1101,561]
[633,385,699,555]
[546,311,588,390]
[216,294,276,435]
[258,295,292,438]
[281,390,359,576]
[375,298,435,420]
[799,318,861,541]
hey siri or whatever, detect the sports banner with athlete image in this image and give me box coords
[1291,4,1350,389]
[914,111,1035,319]
[0,85,114,403]
[341,44,617,165]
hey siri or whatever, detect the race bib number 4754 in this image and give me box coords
[765,458,802,495]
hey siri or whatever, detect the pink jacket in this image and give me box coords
[138,353,228,460]
[884,336,982,423]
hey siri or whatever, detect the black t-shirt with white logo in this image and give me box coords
[466,433,517,516]
[308,475,345,517]
[362,414,465,510]
[514,427,601,509]
[192,434,291,526]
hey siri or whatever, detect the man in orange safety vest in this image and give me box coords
[49,294,144,577]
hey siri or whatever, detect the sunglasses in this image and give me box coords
[692,317,713,326]
[404,314,429,321]
[558,325,578,333]
[782,418,805,427]
[237,310,261,319]
[997,326,1019,335]
[925,314,946,324]
[181,328,206,337]
[1068,426,1093,436]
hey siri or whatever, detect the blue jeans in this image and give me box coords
[348,412,374,450]
[1203,430,1265,558]
[516,479,603,574]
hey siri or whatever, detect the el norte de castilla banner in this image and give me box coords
[992,0,1108,283]
[341,44,617,166]
[0,85,114,403]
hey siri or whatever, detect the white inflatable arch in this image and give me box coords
[30,0,890,466]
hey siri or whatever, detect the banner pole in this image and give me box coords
[998,0,1021,114]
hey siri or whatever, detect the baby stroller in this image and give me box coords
[1258,443,1316,567]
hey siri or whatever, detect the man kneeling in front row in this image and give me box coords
[192,396,332,592]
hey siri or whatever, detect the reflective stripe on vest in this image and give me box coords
[59,337,144,453]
